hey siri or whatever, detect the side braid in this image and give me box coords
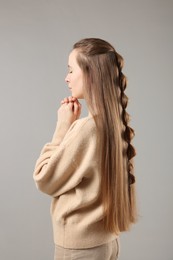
[115,51,136,190]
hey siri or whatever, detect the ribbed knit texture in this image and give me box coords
[33,115,118,249]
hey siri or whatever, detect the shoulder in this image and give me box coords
[69,115,96,134]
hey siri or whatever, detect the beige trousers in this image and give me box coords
[54,238,120,260]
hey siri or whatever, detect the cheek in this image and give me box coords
[74,76,82,87]
[78,74,83,86]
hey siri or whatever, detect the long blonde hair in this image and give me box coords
[73,38,138,234]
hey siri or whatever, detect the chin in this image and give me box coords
[72,93,84,99]
[76,96,84,100]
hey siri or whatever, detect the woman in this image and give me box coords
[33,38,137,260]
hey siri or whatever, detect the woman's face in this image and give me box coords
[65,49,84,99]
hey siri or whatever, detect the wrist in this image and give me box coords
[51,121,71,144]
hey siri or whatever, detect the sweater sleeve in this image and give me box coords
[33,118,97,197]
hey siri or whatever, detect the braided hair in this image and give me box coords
[115,51,136,202]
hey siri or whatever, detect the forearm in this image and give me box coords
[51,121,72,145]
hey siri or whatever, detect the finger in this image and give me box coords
[68,102,74,110]
[61,96,77,105]
[78,103,82,114]
[73,102,81,115]
[73,102,78,115]
[71,96,77,102]
[73,99,81,105]
[74,100,81,108]
[68,96,74,102]
[63,97,69,103]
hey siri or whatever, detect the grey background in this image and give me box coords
[0,0,172,259]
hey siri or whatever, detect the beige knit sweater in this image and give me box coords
[33,115,118,249]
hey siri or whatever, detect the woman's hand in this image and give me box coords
[57,96,81,126]
[52,96,81,145]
